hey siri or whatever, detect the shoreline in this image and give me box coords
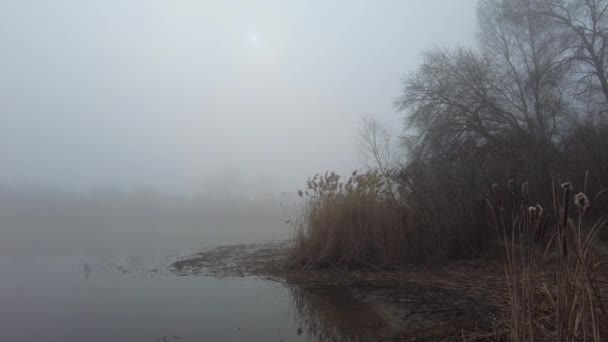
[170,241,509,340]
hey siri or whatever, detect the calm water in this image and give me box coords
[0,254,310,342]
[0,253,386,341]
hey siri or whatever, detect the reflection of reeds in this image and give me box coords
[489,179,607,341]
[287,285,388,341]
[82,262,92,279]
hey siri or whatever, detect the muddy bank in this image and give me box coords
[171,242,512,340]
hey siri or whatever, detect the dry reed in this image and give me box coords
[288,170,411,269]
[489,179,607,341]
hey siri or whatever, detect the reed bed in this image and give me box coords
[288,165,500,269]
[288,170,412,269]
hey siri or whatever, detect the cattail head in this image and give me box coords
[529,204,544,223]
[574,192,590,214]
[528,206,538,224]
[535,204,544,217]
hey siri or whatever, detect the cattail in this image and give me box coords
[492,183,503,209]
[561,182,572,228]
[508,179,516,207]
[533,221,542,243]
[574,192,590,214]
[532,204,546,242]
[528,206,538,232]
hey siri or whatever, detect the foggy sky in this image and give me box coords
[0,0,477,194]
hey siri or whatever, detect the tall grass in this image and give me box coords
[288,170,412,269]
[489,180,607,341]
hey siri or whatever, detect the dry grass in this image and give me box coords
[489,179,608,341]
[288,170,413,269]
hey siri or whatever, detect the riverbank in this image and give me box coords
[171,242,516,340]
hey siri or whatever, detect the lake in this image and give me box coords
[0,190,386,341]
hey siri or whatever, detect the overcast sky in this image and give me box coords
[0,0,477,194]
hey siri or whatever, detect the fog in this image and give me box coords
[0,0,476,192]
[0,3,485,341]
[0,184,294,258]
[0,1,476,257]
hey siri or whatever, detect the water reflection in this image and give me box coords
[82,262,92,279]
[289,286,390,341]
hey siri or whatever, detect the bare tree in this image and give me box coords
[478,0,572,143]
[539,0,608,112]
[356,115,397,200]
[357,115,393,170]
[394,0,579,210]
[396,48,508,151]
[396,0,572,161]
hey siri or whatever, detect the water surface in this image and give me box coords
[1,254,311,342]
